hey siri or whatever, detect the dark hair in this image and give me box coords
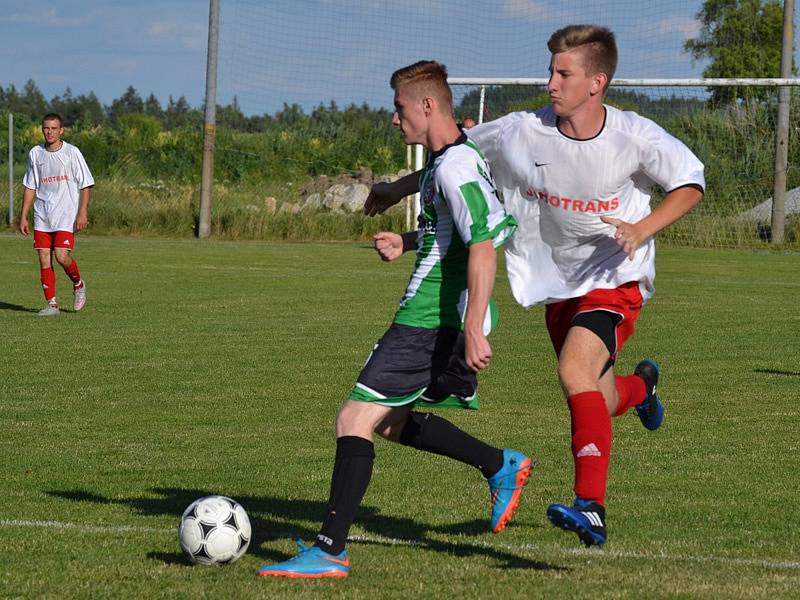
[42,113,64,126]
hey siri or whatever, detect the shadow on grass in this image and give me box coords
[46,488,564,572]
[0,301,38,313]
[754,368,800,377]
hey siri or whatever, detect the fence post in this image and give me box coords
[772,0,795,244]
[7,113,12,227]
[198,0,220,239]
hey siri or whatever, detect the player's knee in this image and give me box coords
[335,400,385,438]
[54,251,71,267]
[558,359,594,395]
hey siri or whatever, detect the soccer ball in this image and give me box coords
[179,495,251,565]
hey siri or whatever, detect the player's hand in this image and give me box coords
[365,181,401,216]
[75,211,89,231]
[601,216,646,260]
[465,329,492,372]
[373,232,403,261]
[19,218,30,236]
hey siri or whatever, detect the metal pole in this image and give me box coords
[198,0,220,239]
[478,85,486,124]
[772,0,794,244]
[7,113,13,226]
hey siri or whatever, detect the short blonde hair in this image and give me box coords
[390,60,453,111]
[548,25,618,86]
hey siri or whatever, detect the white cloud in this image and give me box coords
[501,0,550,23]
[146,19,207,50]
[320,0,446,11]
[0,6,89,26]
[657,15,700,39]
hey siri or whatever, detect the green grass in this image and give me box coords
[0,234,798,598]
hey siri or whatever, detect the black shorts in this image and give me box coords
[348,323,477,408]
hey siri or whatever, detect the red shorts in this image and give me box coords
[545,282,643,360]
[34,230,75,251]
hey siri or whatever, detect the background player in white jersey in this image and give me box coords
[19,113,94,316]
[258,61,530,579]
[366,26,705,548]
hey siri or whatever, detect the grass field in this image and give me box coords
[1,234,798,599]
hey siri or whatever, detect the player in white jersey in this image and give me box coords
[365,26,705,547]
[19,113,95,316]
[258,61,531,580]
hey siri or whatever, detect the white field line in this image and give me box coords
[0,519,174,535]
[3,520,798,571]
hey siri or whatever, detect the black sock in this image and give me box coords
[314,436,375,555]
[399,412,503,478]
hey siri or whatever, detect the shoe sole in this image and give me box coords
[492,457,533,533]
[257,569,349,579]
[547,505,605,547]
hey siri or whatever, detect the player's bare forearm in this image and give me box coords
[602,185,703,259]
[464,240,497,371]
[364,171,422,216]
[19,187,36,235]
[638,185,703,237]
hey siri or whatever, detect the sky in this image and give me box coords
[0,0,778,117]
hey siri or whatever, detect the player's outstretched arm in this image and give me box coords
[18,187,36,236]
[364,170,422,216]
[464,239,496,372]
[601,185,703,259]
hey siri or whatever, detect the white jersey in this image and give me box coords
[468,105,705,308]
[23,142,95,232]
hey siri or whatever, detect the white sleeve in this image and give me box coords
[466,112,528,168]
[72,148,95,189]
[22,150,38,190]
[636,117,705,192]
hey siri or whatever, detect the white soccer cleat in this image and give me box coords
[38,303,60,317]
[74,282,87,311]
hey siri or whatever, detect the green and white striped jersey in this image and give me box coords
[393,134,517,331]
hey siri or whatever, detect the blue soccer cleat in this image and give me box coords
[634,359,664,431]
[547,498,606,547]
[257,539,350,579]
[487,448,533,533]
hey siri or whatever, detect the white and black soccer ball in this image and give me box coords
[179,495,251,565]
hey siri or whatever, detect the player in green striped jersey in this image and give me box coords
[258,61,531,579]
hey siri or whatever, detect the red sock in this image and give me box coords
[614,374,647,416]
[569,391,611,505]
[63,258,82,288]
[40,267,57,303]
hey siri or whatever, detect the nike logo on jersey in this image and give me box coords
[534,161,549,167]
